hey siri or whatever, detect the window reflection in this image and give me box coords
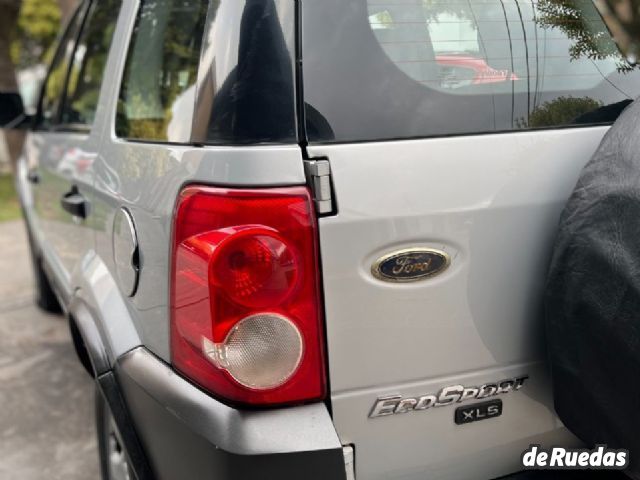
[366,0,638,129]
[39,6,85,129]
[117,0,297,145]
[116,0,208,142]
[61,0,121,127]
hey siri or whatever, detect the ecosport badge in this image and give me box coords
[369,376,529,418]
[371,248,451,282]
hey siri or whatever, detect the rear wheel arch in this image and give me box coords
[68,292,154,480]
[24,217,63,313]
[67,294,111,378]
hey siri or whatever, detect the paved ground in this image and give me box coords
[0,220,99,480]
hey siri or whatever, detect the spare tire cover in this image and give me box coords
[545,99,640,477]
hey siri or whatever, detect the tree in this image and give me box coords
[517,95,604,128]
[596,0,640,62]
[11,0,61,70]
[535,0,634,71]
[0,0,75,89]
[422,0,472,21]
[0,0,23,169]
[0,0,20,91]
[0,0,76,168]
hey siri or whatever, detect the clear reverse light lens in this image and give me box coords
[202,313,303,390]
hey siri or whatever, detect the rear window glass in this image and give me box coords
[302,0,640,143]
[116,0,208,142]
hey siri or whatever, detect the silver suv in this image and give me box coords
[2,0,639,479]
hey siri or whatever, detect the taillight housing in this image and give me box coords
[170,186,326,407]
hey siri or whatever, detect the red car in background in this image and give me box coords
[436,54,519,87]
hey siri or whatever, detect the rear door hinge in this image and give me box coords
[304,158,334,215]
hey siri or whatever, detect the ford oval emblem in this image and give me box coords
[372,248,451,283]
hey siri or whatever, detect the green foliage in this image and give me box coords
[518,95,603,128]
[63,0,120,124]
[117,0,208,141]
[536,0,633,71]
[0,174,21,223]
[11,0,61,69]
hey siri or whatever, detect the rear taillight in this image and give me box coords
[170,186,326,406]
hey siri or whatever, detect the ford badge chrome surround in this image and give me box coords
[372,248,451,282]
[369,376,528,418]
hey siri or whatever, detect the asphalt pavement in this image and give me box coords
[0,220,99,480]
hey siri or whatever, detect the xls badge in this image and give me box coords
[372,248,450,282]
[369,376,528,418]
[455,399,502,425]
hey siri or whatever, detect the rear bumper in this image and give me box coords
[116,347,347,480]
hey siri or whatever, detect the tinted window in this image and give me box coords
[116,0,208,142]
[191,0,298,145]
[302,0,640,143]
[39,4,86,129]
[60,0,121,128]
[117,0,298,145]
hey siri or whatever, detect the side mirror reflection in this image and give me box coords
[0,92,29,129]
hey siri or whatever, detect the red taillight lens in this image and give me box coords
[170,186,326,406]
[211,228,299,309]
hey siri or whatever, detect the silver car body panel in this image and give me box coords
[70,251,141,362]
[18,0,307,363]
[15,0,619,478]
[118,347,342,455]
[88,0,306,361]
[25,130,97,299]
[307,127,608,479]
[91,142,306,360]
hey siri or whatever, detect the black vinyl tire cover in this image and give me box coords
[545,99,640,478]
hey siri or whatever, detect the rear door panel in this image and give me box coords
[308,127,607,479]
[33,132,96,282]
[29,2,94,288]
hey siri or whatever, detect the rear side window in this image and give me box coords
[38,4,86,129]
[115,0,208,142]
[302,0,640,143]
[116,0,297,145]
[60,0,121,128]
